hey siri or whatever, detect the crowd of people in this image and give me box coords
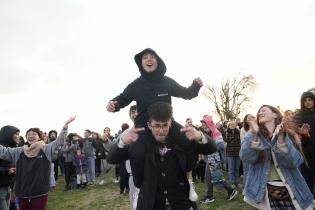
[0,47,314,210]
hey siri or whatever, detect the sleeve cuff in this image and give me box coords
[117,138,126,148]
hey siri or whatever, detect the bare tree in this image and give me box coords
[203,74,257,122]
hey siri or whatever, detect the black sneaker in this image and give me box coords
[227,189,238,201]
[200,196,215,203]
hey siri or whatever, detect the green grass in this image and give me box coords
[47,175,254,210]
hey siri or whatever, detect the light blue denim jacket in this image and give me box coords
[240,132,314,209]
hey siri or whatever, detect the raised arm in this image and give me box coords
[0,145,23,164]
[106,82,135,113]
[169,77,203,99]
[43,116,76,161]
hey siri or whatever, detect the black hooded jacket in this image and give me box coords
[295,91,315,155]
[0,125,19,187]
[112,48,201,126]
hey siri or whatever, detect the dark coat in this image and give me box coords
[295,91,315,155]
[107,132,216,210]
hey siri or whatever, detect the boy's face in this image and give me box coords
[142,53,158,73]
[304,97,314,109]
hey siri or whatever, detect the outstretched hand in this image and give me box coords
[193,77,203,87]
[180,126,202,141]
[106,100,118,112]
[64,116,76,128]
[121,127,145,145]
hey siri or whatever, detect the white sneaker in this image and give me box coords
[99,179,105,185]
[189,180,198,201]
[112,178,119,183]
[133,188,140,210]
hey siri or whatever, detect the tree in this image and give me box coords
[203,74,257,122]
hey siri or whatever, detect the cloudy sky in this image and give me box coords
[1,0,315,136]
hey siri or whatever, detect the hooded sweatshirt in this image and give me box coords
[0,125,19,187]
[112,48,201,126]
[295,91,315,155]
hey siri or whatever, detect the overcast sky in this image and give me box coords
[1,0,315,136]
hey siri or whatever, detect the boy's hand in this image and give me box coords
[121,127,145,144]
[193,77,203,87]
[107,100,118,112]
[180,126,202,141]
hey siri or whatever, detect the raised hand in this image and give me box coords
[275,122,286,143]
[180,126,202,141]
[300,123,311,138]
[121,127,145,145]
[248,116,259,135]
[64,115,76,128]
[106,100,118,112]
[193,77,203,87]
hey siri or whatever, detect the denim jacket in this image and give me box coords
[240,132,314,210]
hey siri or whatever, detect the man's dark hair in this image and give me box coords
[186,118,191,122]
[48,130,57,138]
[147,102,173,122]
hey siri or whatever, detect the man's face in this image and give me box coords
[50,132,56,139]
[84,131,91,138]
[148,119,171,143]
[103,127,110,136]
[129,109,138,123]
[142,53,158,73]
[186,119,193,127]
[304,97,314,110]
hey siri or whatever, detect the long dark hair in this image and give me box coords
[243,114,251,132]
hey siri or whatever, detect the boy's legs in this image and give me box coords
[129,130,149,188]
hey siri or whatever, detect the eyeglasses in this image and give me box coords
[26,132,38,137]
[149,123,170,131]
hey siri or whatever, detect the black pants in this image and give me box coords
[301,154,315,194]
[95,155,101,175]
[119,161,129,193]
[53,159,59,180]
[64,162,75,186]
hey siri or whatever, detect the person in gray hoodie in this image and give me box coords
[0,125,20,210]
[0,116,75,210]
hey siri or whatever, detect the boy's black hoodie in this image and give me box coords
[112,48,201,126]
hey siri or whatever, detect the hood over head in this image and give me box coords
[201,115,221,138]
[0,125,20,147]
[134,48,166,81]
[300,91,315,111]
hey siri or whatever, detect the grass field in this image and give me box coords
[47,175,254,210]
